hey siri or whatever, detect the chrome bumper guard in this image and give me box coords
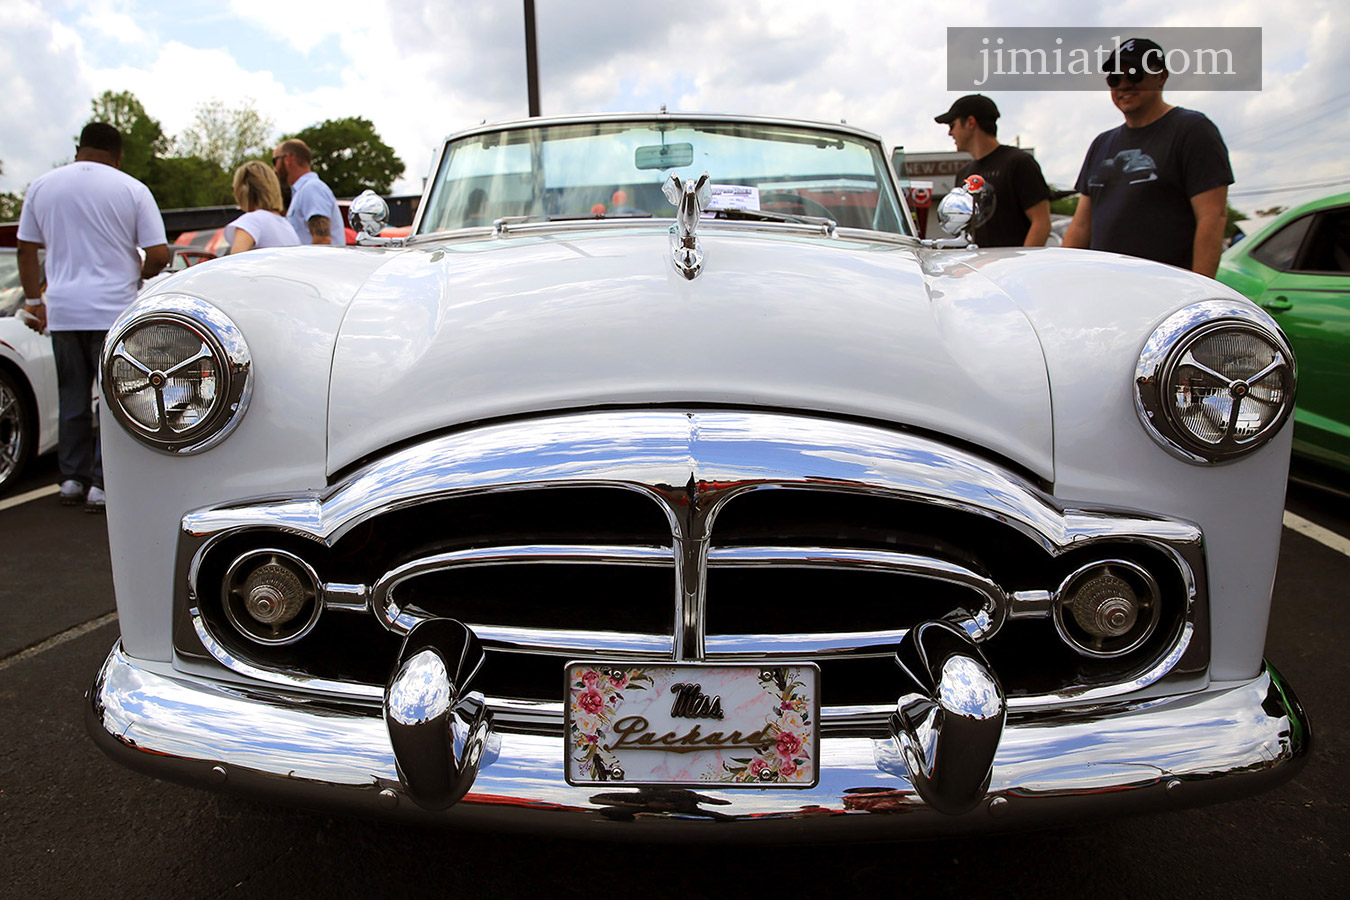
[88,613,1309,837]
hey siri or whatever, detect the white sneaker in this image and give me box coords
[59,479,85,506]
[85,486,106,513]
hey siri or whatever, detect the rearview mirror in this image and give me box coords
[636,142,694,170]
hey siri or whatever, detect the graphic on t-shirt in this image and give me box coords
[1089,149,1158,188]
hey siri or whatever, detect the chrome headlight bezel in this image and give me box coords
[1135,299,1296,465]
[100,295,252,455]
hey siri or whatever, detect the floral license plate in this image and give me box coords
[564,662,820,788]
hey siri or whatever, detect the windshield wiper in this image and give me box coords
[546,212,654,221]
[493,212,653,234]
[711,207,837,233]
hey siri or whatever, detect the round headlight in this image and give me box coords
[101,295,252,454]
[1135,300,1295,464]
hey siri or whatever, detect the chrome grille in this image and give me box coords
[180,410,1206,717]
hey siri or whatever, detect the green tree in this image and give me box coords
[1048,190,1079,217]
[176,99,275,172]
[86,90,170,185]
[287,117,405,197]
[148,156,234,209]
[1,161,23,221]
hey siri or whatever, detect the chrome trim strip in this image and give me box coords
[438,111,890,149]
[458,625,673,657]
[89,644,1309,833]
[440,218,902,245]
[705,630,910,658]
[190,612,384,700]
[178,411,1206,709]
[322,582,370,613]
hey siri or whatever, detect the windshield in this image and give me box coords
[418,119,909,236]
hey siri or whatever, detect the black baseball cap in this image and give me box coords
[934,94,1000,125]
[1103,37,1167,75]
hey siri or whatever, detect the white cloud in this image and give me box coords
[75,0,150,46]
[1,0,1347,211]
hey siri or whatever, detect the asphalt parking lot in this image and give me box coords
[1,451,1347,898]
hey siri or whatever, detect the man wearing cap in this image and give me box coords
[935,94,1051,247]
[1062,38,1232,277]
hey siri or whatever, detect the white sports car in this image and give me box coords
[0,246,210,494]
[0,248,58,493]
[87,113,1308,836]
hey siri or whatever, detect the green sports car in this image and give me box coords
[1218,192,1350,476]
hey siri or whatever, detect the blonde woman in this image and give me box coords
[224,160,301,253]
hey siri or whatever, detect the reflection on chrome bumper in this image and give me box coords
[87,642,1309,837]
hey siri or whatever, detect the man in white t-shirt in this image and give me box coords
[16,122,168,511]
[273,138,347,246]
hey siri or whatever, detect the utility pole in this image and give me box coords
[524,0,540,117]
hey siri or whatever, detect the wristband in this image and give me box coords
[24,297,44,306]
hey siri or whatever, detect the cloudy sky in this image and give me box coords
[2,0,1347,217]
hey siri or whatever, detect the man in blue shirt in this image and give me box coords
[272,139,347,246]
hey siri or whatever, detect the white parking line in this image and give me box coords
[0,612,118,674]
[1284,511,1350,558]
[0,484,58,513]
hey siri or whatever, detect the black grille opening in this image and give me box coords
[705,567,986,637]
[712,488,1053,591]
[329,487,673,581]
[395,562,675,635]
[476,650,574,704]
[816,655,910,708]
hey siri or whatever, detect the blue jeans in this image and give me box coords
[51,330,107,490]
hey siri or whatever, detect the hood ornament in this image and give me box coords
[663,172,711,279]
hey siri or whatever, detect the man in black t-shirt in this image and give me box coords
[934,94,1051,247]
[1062,38,1233,277]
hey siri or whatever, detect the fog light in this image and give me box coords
[1054,561,1161,658]
[222,549,322,645]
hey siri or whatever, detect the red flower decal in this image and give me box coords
[577,688,605,715]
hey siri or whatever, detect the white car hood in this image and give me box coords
[328,227,1054,477]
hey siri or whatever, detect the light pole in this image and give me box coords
[524,0,540,117]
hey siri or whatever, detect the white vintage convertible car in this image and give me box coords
[87,113,1308,836]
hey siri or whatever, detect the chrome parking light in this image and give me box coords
[222,549,323,645]
[1054,560,1161,658]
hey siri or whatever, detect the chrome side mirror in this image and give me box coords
[350,190,390,240]
[924,176,994,249]
[937,189,976,236]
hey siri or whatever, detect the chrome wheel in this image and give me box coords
[0,368,34,493]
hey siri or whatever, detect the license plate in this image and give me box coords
[564,662,819,788]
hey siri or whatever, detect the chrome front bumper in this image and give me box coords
[87,640,1309,838]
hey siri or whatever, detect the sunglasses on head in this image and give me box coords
[1106,69,1147,88]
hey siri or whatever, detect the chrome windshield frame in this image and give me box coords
[411,113,913,240]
